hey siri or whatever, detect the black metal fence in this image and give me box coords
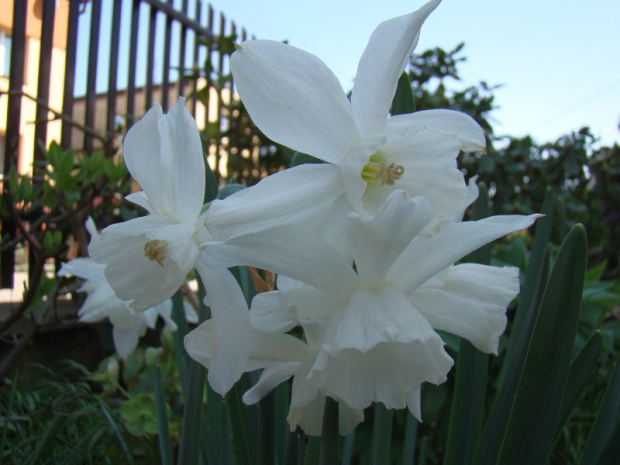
[1,0,257,289]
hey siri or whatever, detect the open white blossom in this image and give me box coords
[200,190,540,414]
[206,0,485,250]
[88,98,251,394]
[57,257,195,359]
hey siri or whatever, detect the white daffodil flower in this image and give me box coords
[185,298,364,436]
[58,257,196,359]
[88,98,251,395]
[206,0,485,248]
[201,191,540,414]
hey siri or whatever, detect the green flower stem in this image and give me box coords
[319,396,340,465]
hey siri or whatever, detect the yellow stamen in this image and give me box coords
[144,240,167,267]
[361,160,405,186]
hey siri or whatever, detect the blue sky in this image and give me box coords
[204,0,620,148]
[77,0,619,148]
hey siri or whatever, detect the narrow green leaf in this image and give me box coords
[171,291,190,396]
[371,402,394,465]
[226,373,259,465]
[258,390,276,465]
[503,189,554,373]
[443,340,488,465]
[554,331,603,443]
[401,413,418,465]
[177,355,207,465]
[391,71,415,115]
[275,382,291,463]
[177,302,210,465]
[497,225,587,465]
[319,397,340,465]
[206,386,233,464]
[290,151,324,167]
[595,420,620,465]
[154,367,174,465]
[341,430,356,465]
[579,356,620,465]
[466,183,492,263]
[98,399,134,464]
[474,242,552,464]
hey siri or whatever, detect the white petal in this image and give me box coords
[123,98,204,223]
[381,124,468,224]
[201,226,358,296]
[206,163,343,240]
[88,215,199,311]
[388,214,542,296]
[112,324,141,360]
[411,264,519,354]
[125,191,156,214]
[58,257,106,283]
[242,362,300,405]
[323,286,439,355]
[315,340,452,411]
[386,109,486,153]
[287,395,365,437]
[194,264,252,395]
[231,40,360,164]
[348,192,434,284]
[351,0,441,135]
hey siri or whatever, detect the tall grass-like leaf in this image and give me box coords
[401,413,418,465]
[391,71,415,115]
[319,397,340,465]
[258,390,276,465]
[554,331,602,443]
[206,386,233,464]
[342,430,356,465]
[371,402,394,465]
[497,224,587,465]
[595,421,620,465]
[98,399,134,464]
[226,374,259,465]
[154,366,173,465]
[444,182,490,465]
[171,291,191,395]
[474,194,553,465]
[579,356,620,465]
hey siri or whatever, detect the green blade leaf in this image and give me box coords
[391,71,415,115]
[579,356,620,465]
[497,224,587,465]
[475,193,553,465]
[443,340,488,465]
[554,330,603,443]
[371,402,394,465]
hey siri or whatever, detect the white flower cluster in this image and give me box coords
[68,0,540,434]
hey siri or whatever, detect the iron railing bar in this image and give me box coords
[33,0,56,163]
[106,0,123,146]
[61,0,80,150]
[84,0,103,154]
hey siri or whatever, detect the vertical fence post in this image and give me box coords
[1,0,28,289]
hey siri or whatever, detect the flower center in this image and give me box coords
[144,240,167,267]
[361,159,405,186]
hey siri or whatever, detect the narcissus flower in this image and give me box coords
[88,98,251,394]
[206,0,485,247]
[57,257,193,359]
[200,190,539,414]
